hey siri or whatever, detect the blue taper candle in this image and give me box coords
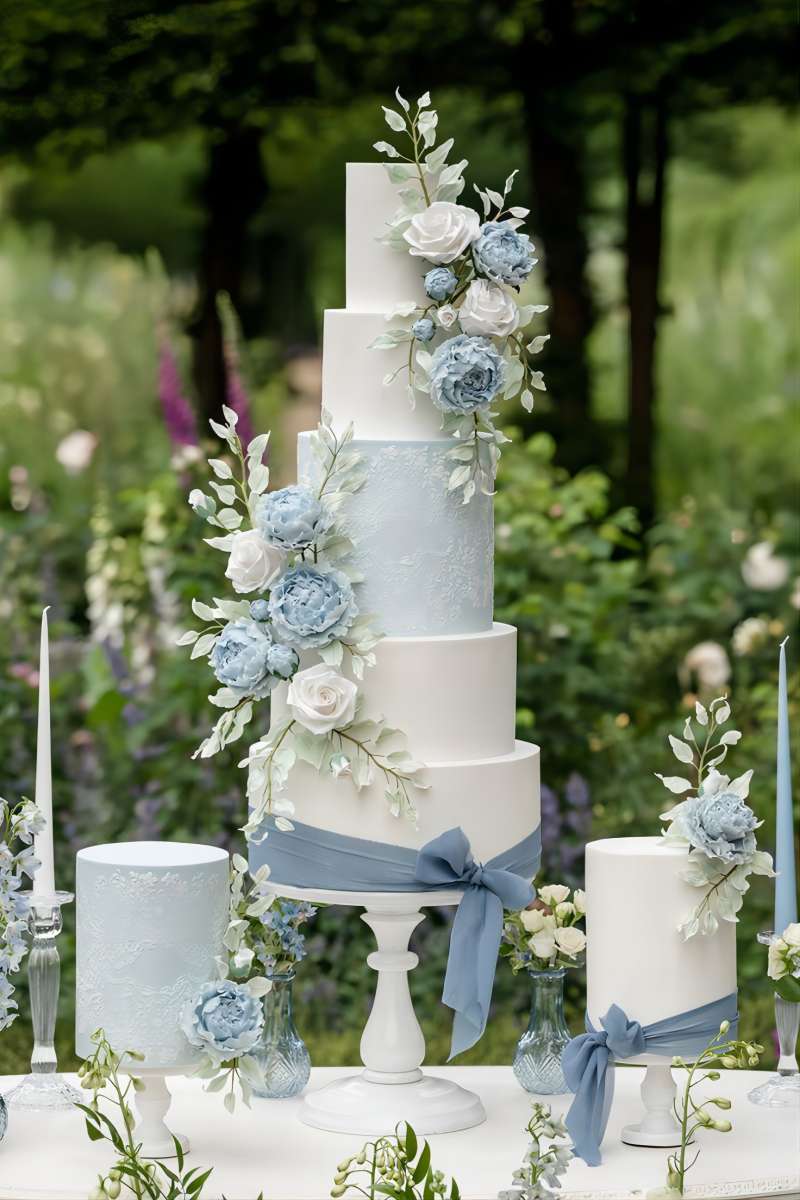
[774,637,797,933]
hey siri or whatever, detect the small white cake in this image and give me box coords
[586,837,737,1062]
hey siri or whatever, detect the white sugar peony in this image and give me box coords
[520,908,556,935]
[538,883,571,907]
[403,201,480,264]
[554,926,587,958]
[225,529,287,595]
[741,541,790,591]
[458,279,519,337]
[287,663,358,735]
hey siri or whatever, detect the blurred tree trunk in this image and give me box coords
[190,124,267,424]
[518,0,598,473]
[623,90,668,526]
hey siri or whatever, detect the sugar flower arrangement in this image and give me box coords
[0,795,43,1030]
[181,405,427,839]
[502,883,586,973]
[767,922,800,1003]
[657,696,774,938]
[372,88,548,504]
[499,1101,573,1200]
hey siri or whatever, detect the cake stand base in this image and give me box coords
[621,1063,683,1148]
[265,881,486,1136]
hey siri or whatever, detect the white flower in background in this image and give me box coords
[520,908,556,935]
[538,883,570,907]
[554,926,587,958]
[436,304,458,329]
[286,663,358,735]
[55,429,98,474]
[683,641,731,691]
[458,279,519,337]
[573,888,586,915]
[224,530,286,595]
[402,201,480,264]
[530,931,557,961]
[732,616,769,657]
[790,578,800,611]
[741,541,790,591]
[768,923,800,981]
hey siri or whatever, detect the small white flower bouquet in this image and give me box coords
[502,883,587,974]
[657,696,774,938]
[767,922,800,1003]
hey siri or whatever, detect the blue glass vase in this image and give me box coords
[513,968,571,1094]
[252,972,311,1099]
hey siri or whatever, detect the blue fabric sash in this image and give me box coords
[251,819,540,1058]
[563,992,739,1166]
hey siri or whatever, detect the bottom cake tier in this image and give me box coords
[250,740,540,880]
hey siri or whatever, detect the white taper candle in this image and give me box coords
[32,608,55,898]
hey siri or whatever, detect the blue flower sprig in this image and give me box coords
[0,795,44,1030]
[371,89,549,504]
[657,697,775,938]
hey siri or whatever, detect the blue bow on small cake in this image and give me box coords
[252,819,540,1058]
[562,993,739,1166]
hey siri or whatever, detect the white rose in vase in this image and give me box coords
[287,663,358,735]
[554,926,587,959]
[458,279,519,337]
[530,931,557,962]
[538,884,571,907]
[520,908,556,935]
[573,889,586,915]
[554,901,576,922]
[225,529,287,594]
[403,201,480,264]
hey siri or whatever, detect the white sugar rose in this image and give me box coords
[403,201,480,264]
[520,908,556,935]
[287,663,358,735]
[225,530,287,595]
[538,884,571,907]
[573,889,586,915]
[554,926,587,958]
[458,279,519,337]
[530,932,556,961]
[436,304,458,329]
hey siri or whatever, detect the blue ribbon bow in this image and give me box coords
[563,993,739,1166]
[415,827,535,1059]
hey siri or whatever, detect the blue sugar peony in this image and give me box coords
[210,619,275,699]
[266,641,300,679]
[412,317,435,343]
[424,267,458,301]
[473,221,536,288]
[255,485,332,551]
[182,979,264,1062]
[682,790,759,864]
[268,565,358,649]
[249,599,270,622]
[428,334,506,414]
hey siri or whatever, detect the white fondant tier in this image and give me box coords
[322,309,446,441]
[272,623,517,762]
[253,740,539,867]
[299,433,493,636]
[346,163,425,312]
[586,837,737,1058]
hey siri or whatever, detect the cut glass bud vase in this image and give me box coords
[4,892,80,1111]
[252,971,311,1099]
[513,968,571,1094]
[749,931,800,1108]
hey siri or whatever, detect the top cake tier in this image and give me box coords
[346,163,425,311]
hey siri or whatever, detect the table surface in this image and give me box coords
[1,1066,798,1200]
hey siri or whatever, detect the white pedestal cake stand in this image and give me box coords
[265,881,486,1136]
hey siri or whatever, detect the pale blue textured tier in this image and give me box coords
[298,435,494,636]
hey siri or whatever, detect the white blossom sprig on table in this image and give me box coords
[0,795,43,1030]
[371,88,548,504]
[656,696,774,939]
[501,884,586,974]
[767,922,800,1004]
[331,1121,460,1199]
[181,406,426,840]
[499,1101,573,1200]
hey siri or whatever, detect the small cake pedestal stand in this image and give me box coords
[621,1063,682,1148]
[132,1070,190,1159]
[265,882,486,1135]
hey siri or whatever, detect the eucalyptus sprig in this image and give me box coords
[659,1021,762,1197]
[330,1122,460,1199]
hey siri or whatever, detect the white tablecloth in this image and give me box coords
[0,1067,797,1200]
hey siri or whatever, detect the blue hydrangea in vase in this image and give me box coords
[502,884,586,1094]
[225,855,316,1099]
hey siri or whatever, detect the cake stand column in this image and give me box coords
[300,895,486,1135]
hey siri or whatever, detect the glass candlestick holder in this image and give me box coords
[748,930,800,1108]
[4,891,81,1111]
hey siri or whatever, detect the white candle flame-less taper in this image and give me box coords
[32,607,55,899]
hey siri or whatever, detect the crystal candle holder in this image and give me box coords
[748,930,800,1108]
